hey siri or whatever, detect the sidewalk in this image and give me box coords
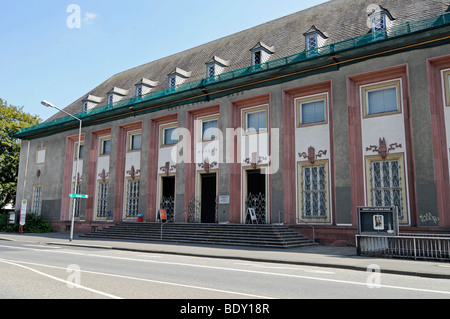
[1,232,450,279]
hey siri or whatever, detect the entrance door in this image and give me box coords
[245,169,266,224]
[160,176,175,221]
[201,173,217,223]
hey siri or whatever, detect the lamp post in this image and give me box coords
[41,100,82,242]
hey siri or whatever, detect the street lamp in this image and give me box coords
[41,100,82,242]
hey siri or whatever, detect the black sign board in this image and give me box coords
[357,206,399,236]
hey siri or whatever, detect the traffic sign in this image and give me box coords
[70,194,89,199]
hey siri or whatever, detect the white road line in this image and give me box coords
[0,258,123,299]
[0,258,273,299]
[1,244,450,296]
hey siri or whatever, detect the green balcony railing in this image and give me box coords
[17,11,450,137]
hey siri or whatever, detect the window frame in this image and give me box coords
[297,160,330,222]
[169,75,177,88]
[200,117,219,141]
[361,79,402,118]
[35,148,46,164]
[296,93,328,127]
[125,177,140,217]
[96,180,109,218]
[442,69,450,107]
[159,123,178,147]
[365,153,408,223]
[74,142,85,160]
[32,185,43,216]
[127,130,142,152]
[252,50,262,65]
[99,136,111,156]
[305,33,318,51]
[242,106,268,135]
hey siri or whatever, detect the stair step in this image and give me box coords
[81,223,316,249]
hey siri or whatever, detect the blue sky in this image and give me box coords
[0,0,328,121]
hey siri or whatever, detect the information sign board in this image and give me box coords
[357,206,399,236]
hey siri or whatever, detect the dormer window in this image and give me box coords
[81,94,103,113]
[250,42,274,66]
[254,51,262,65]
[303,25,328,58]
[107,87,129,106]
[306,34,318,51]
[135,78,158,97]
[205,56,230,79]
[208,65,215,78]
[368,5,395,39]
[168,68,192,88]
[169,75,177,88]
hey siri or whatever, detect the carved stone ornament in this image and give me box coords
[198,158,217,173]
[72,173,82,183]
[299,146,327,164]
[160,162,176,176]
[244,152,267,169]
[98,169,110,182]
[366,138,402,159]
[127,165,141,180]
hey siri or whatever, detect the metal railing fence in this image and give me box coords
[356,235,450,261]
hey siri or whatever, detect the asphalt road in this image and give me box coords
[1,240,450,304]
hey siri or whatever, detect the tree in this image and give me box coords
[0,99,41,211]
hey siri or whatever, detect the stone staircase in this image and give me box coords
[81,223,316,249]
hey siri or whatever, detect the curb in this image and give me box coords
[46,240,450,280]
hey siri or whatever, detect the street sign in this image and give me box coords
[20,200,27,226]
[70,194,89,199]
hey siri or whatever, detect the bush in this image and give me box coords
[0,213,53,233]
[23,214,53,233]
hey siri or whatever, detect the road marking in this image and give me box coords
[0,258,123,299]
[234,262,335,274]
[0,258,273,299]
[1,243,450,296]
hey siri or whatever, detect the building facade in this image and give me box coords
[15,0,450,244]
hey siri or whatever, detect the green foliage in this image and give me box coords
[0,99,41,209]
[23,213,53,233]
[0,213,53,233]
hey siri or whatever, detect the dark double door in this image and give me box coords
[200,173,217,223]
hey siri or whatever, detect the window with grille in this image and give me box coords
[370,159,403,218]
[301,164,327,218]
[253,51,262,65]
[372,14,386,32]
[306,35,317,50]
[371,14,387,39]
[208,65,215,78]
[32,186,42,215]
[126,179,140,217]
[169,76,176,88]
[97,182,108,217]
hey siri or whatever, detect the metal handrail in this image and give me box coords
[278,210,315,243]
[160,209,187,240]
